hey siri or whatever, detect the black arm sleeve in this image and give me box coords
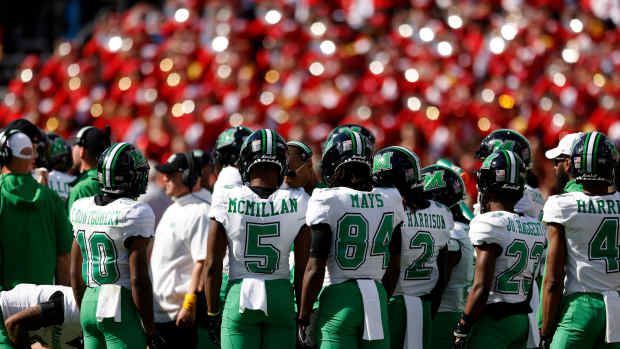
[38,291,65,328]
[309,224,332,259]
[389,223,402,255]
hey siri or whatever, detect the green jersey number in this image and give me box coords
[404,231,434,280]
[245,223,280,274]
[589,218,620,273]
[336,213,395,270]
[496,240,545,294]
[76,230,120,285]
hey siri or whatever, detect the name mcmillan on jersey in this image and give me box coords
[227,197,300,216]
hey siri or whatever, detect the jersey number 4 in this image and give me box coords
[336,213,394,270]
[76,230,120,284]
[589,218,620,273]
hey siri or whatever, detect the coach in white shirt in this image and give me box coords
[150,152,210,348]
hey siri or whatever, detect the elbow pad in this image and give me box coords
[38,291,65,329]
[309,224,332,259]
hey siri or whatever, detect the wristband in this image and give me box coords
[207,310,221,316]
[182,293,197,310]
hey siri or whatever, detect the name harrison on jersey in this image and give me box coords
[406,211,447,229]
[227,198,299,217]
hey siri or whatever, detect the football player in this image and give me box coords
[326,124,376,153]
[45,133,76,201]
[204,129,311,349]
[422,164,474,349]
[0,284,81,349]
[540,132,620,349]
[453,150,546,348]
[474,129,546,220]
[298,133,405,349]
[372,147,455,349]
[70,142,161,349]
[212,126,252,193]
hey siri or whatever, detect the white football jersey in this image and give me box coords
[394,201,454,297]
[469,211,546,304]
[0,284,81,349]
[48,170,76,201]
[306,187,406,285]
[543,191,620,294]
[213,166,242,193]
[210,185,309,281]
[474,186,545,220]
[439,221,474,312]
[70,197,155,288]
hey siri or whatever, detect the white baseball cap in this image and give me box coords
[545,132,584,160]
[5,131,34,159]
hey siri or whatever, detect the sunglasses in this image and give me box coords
[286,162,308,178]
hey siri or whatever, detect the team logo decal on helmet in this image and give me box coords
[98,142,149,196]
[239,129,288,184]
[570,132,618,185]
[475,129,533,168]
[214,126,253,167]
[322,130,372,186]
[476,149,525,193]
[422,165,465,208]
[372,146,422,195]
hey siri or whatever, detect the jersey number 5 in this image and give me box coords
[245,222,280,274]
[589,218,620,273]
[76,230,120,285]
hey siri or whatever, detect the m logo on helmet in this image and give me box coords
[481,152,500,169]
[424,170,446,191]
[217,129,235,148]
[128,148,147,166]
[492,140,515,152]
[373,152,392,172]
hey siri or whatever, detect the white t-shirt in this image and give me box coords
[213,166,242,193]
[209,185,309,281]
[394,200,454,297]
[469,211,546,304]
[439,221,474,312]
[306,187,406,285]
[543,191,620,294]
[47,170,76,201]
[151,193,210,322]
[70,197,155,288]
[0,284,81,349]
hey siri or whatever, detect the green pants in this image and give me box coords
[431,311,461,349]
[468,313,528,349]
[0,308,15,349]
[221,278,295,349]
[387,296,431,349]
[81,287,146,349]
[551,292,620,349]
[316,280,390,349]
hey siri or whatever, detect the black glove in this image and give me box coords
[297,317,313,349]
[452,320,470,349]
[146,331,168,349]
[539,336,552,349]
[206,312,222,346]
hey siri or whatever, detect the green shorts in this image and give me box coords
[431,311,461,349]
[81,286,146,349]
[0,308,15,349]
[550,292,620,349]
[221,278,295,349]
[467,312,528,349]
[316,280,390,349]
[387,295,432,349]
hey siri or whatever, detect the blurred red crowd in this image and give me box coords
[0,0,618,195]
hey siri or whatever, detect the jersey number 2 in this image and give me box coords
[76,230,120,284]
[589,218,620,273]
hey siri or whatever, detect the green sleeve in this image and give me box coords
[53,191,74,255]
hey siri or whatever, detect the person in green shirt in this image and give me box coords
[67,125,111,211]
[545,132,584,194]
[0,130,73,290]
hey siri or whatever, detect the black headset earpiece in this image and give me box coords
[182,151,198,189]
[0,129,21,165]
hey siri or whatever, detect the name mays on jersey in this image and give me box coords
[577,199,620,215]
[227,198,299,216]
[350,193,385,208]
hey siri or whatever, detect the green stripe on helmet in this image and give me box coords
[502,150,512,184]
[109,143,129,187]
[261,130,267,155]
[582,132,591,172]
[344,129,357,154]
[271,129,277,154]
[591,132,601,172]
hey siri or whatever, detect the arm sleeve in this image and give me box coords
[208,188,229,226]
[542,195,575,225]
[468,213,507,247]
[53,192,73,255]
[389,223,402,255]
[188,205,210,262]
[309,223,332,259]
[306,189,331,227]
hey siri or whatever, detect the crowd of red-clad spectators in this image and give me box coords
[0,0,618,195]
